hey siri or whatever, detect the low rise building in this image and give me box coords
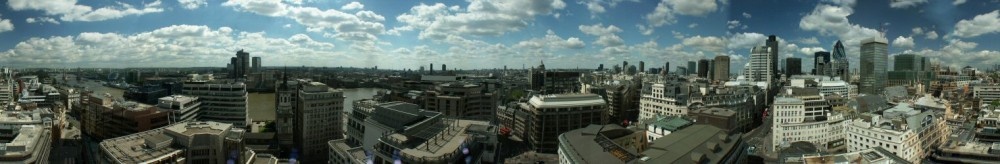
[772,97,847,152]
[557,124,647,163]
[0,109,53,163]
[638,124,747,163]
[845,104,949,163]
[156,95,201,123]
[98,121,249,164]
[643,115,692,142]
[929,140,1000,163]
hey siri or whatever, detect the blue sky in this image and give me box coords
[0,0,999,72]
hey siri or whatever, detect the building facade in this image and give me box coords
[423,82,495,121]
[519,94,607,153]
[156,95,201,123]
[859,36,888,95]
[845,104,948,163]
[714,56,730,82]
[295,81,344,163]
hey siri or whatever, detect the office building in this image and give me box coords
[698,59,710,78]
[229,50,251,78]
[98,121,250,164]
[0,110,53,163]
[744,45,776,83]
[767,35,780,77]
[295,80,344,163]
[82,93,171,140]
[831,40,850,84]
[639,61,645,73]
[251,56,261,73]
[638,124,747,164]
[786,57,803,77]
[181,74,249,127]
[974,84,1000,107]
[688,61,697,75]
[796,147,910,164]
[859,36,888,95]
[638,82,689,120]
[813,51,831,76]
[530,62,582,94]
[714,56,730,82]
[772,97,847,152]
[329,102,497,164]
[156,95,201,123]
[846,104,948,163]
[887,54,934,87]
[519,94,607,153]
[644,115,693,142]
[662,62,670,76]
[929,140,1000,163]
[557,124,647,163]
[423,82,495,121]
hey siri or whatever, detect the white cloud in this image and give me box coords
[688,23,698,28]
[889,0,927,9]
[822,0,856,6]
[514,30,585,50]
[726,32,766,50]
[393,0,566,45]
[727,20,741,29]
[742,12,751,19]
[26,17,60,24]
[901,39,1000,69]
[223,0,387,51]
[341,2,364,11]
[7,0,164,22]
[584,1,605,15]
[797,37,820,45]
[925,31,938,40]
[222,0,288,16]
[799,47,827,55]
[579,23,624,47]
[681,35,725,53]
[951,10,1000,38]
[911,27,923,35]
[0,25,347,67]
[641,0,719,34]
[578,0,638,18]
[178,0,207,10]
[0,15,12,33]
[953,0,967,5]
[891,36,915,49]
[799,3,879,69]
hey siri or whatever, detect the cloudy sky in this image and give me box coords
[0,0,999,71]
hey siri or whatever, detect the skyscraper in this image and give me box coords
[743,45,776,83]
[688,61,696,75]
[860,36,888,95]
[713,56,730,82]
[767,35,779,77]
[639,61,645,73]
[430,63,434,74]
[814,51,831,76]
[888,54,934,87]
[442,64,447,72]
[663,62,670,75]
[697,59,710,78]
[251,56,261,73]
[785,57,802,77]
[831,40,850,81]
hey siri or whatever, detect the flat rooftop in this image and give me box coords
[98,128,183,163]
[158,95,197,104]
[528,94,606,108]
[165,121,232,137]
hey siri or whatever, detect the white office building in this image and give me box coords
[973,84,1000,107]
[771,97,847,152]
[639,83,688,121]
[181,74,249,127]
[743,45,776,83]
[156,95,201,123]
[845,103,948,163]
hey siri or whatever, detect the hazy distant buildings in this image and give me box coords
[859,36,888,95]
[252,56,261,73]
[688,61,697,75]
[424,82,495,121]
[714,56,730,82]
[230,50,251,78]
[813,51,831,76]
[698,59,710,78]
[530,62,582,94]
[785,57,802,77]
[181,74,249,127]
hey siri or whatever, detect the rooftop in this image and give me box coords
[558,124,641,163]
[98,128,183,164]
[165,121,232,137]
[646,116,693,131]
[528,94,606,108]
[157,95,197,105]
[799,147,910,164]
[640,124,740,163]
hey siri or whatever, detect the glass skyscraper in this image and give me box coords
[860,36,888,95]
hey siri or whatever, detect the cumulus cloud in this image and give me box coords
[797,37,820,45]
[951,10,1000,38]
[223,0,387,52]
[799,3,880,70]
[727,20,741,29]
[682,35,726,53]
[178,0,207,10]
[641,0,719,35]
[7,0,164,22]
[514,30,585,50]
[799,47,827,55]
[394,0,566,40]
[742,12,751,18]
[892,36,915,49]
[26,17,60,24]
[0,15,12,33]
[953,0,966,5]
[889,0,927,9]
[0,25,346,67]
[579,23,624,47]
[341,2,364,10]
[726,32,767,50]
[902,39,999,69]
[578,0,638,18]
[925,31,938,40]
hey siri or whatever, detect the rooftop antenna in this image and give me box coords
[879,23,888,39]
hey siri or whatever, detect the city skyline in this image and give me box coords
[0,0,998,71]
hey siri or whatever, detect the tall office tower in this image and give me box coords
[251,57,261,73]
[744,45,776,82]
[785,57,802,77]
[623,61,629,72]
[708,59,715,80]
[295,80,344,163]
[860,36,888,95]
[888,54,933,87]
[767,35,779,77]
[663,62,670,75]
[831,40,849,80]
[234,50,250,78]
[697,59,710,78]
[442,64,447,72]
[687,61,696,75]
[714,56,730,82]
[639,61,645,73]
[430,63,434,74]
[230,57,238,76]
[182,74,249,127]
[814,51,831,76]
[894,54,924,71]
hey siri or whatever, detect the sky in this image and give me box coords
[0,0,999,72]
